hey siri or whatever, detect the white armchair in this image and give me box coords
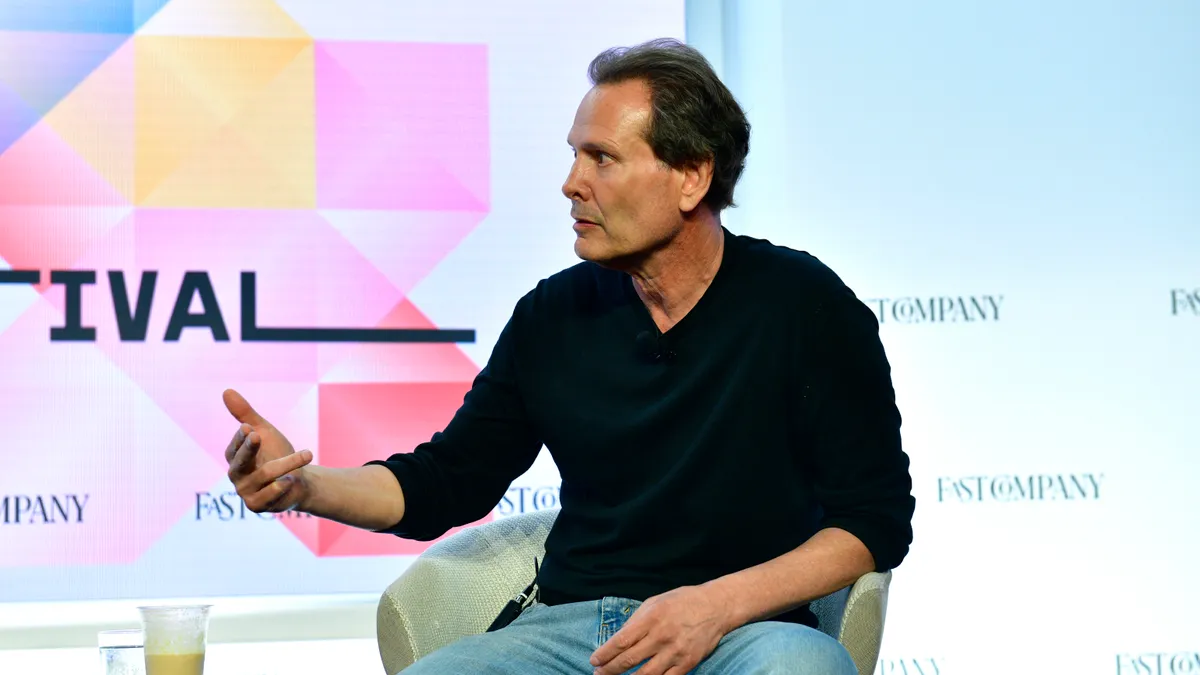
[376,508,891,675]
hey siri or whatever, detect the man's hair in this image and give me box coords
[587,38,751,212]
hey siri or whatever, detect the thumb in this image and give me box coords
[223,388,268,427]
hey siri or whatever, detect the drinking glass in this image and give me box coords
[98,629,144,675]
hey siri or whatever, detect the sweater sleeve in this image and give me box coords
[364,300,543,541]
[794,276,915,572]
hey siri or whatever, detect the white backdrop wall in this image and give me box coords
[677,2,1199,674]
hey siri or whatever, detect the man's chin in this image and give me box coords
[573,238,600,261]
[574,239,637,271]
[573,237,613,264]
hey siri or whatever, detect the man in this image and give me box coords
[222,38,914,675]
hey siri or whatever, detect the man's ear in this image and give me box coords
[678,157,715,213]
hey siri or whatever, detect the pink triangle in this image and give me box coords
[314,42,489,211]
[318,298,482,384]
[312,379,491,557]
[276,507,322,556]
[0,206,132,293]
[320,209,485,298]
[0,121,128,206]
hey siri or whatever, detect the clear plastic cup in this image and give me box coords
[99,629,145,675]
[137,605,212,675]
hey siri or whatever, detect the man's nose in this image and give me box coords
[562,160,589,201]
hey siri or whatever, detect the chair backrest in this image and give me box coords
[377,509,558,673]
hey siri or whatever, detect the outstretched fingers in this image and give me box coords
[238,451,314,512]
[227,429,262,479]
[264,450,313,485]
[224,423,253,464]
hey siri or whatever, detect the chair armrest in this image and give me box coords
[376,509,559,674]
[837,570,892,675]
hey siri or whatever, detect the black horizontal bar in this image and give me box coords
[243,327,475,343]
[0,270,40,284]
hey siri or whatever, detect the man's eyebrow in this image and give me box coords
[569,140,620,156]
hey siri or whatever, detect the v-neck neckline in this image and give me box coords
[623,227,737,341]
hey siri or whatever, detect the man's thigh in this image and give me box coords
[694,621,858,675]
[399,601,598,675]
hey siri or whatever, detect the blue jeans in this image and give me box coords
[401,597,858,675]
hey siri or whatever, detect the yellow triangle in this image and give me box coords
[229,44,316,205]
[137,44,316,210]
[139,120,312,209]
[138,0,309,39]
[134,39,225,204]
[136,41,316,207]
[132,36,311,205]
[135,37,308,126]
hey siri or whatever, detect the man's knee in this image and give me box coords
[714,622,858,675]
[400,633,503,675]
[758,643,858,675]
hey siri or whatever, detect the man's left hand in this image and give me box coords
[589,584,735,675]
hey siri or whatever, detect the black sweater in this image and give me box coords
[368,228,915,627]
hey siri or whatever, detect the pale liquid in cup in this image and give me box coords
[145,652,205,675]
[138,605,211,675]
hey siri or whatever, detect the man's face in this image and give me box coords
[563,79,686,266]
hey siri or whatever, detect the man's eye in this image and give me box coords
[596,152,612,164]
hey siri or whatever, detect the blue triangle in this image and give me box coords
[0,1,135,34]
[133,0,173,32]
[0,33,129,117]
[0,80,40,156]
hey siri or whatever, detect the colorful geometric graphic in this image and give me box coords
[134,36,317,208]
[0,0,490,565]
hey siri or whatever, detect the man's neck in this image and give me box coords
[629,216,725,334]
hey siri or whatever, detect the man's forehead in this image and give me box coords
[568,82,651,148]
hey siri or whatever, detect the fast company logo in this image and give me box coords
[195,491,314,522]
[496,485,562,516]
[1170,288,1199,316]
[937,473,1104,503]
[1,494,89,524]
[1117,652,1200,674]
[864,295,1003,325]
[877,657,945,674]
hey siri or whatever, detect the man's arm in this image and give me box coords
[361,309,544,541]
[700,528,873,628]
[704,275,915,626]
[590,528,875,675]
[705,275,915,624]
[295,465,408,532]
[224,297,544,539]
